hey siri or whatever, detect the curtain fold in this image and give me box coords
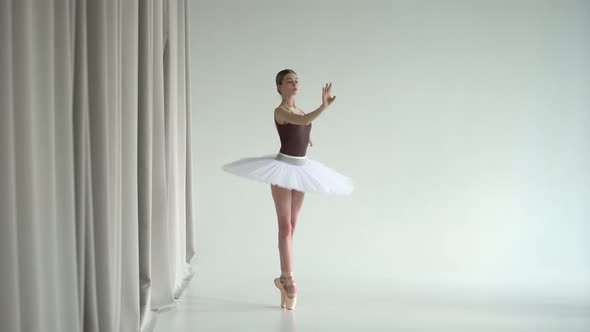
[0,1,195,331]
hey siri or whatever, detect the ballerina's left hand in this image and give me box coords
[309,138,313,147]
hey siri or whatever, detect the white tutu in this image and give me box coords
[222,152,354,195]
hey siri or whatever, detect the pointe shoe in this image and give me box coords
[273,278,286,308]
[279,275,297,310]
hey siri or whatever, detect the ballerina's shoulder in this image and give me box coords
[274,106,307,125]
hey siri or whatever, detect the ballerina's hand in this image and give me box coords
[322,82,336,108]
[309,138,313,147]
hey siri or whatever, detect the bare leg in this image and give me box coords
[278,189,305,296]
[290,189,305,240]
[274,188,304,285]
[271,184,293,274]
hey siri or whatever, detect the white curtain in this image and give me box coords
[0,1,195,332]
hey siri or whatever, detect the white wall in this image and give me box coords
[190,0,590,301]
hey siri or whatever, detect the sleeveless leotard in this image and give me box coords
[274,111,312,157]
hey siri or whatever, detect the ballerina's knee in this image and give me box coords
[278,220,293,238]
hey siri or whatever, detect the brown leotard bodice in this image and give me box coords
[274,114,312,157]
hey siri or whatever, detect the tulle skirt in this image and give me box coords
[222,152,354,195]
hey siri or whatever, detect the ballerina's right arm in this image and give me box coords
[274,82,336,125]
[274,105,327,126]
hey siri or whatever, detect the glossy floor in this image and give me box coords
[153,274,589,332]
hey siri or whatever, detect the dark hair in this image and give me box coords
[275,69,297,95]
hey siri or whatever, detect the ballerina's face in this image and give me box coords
[278,73,299,96]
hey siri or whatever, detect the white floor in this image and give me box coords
[153,266,589,332]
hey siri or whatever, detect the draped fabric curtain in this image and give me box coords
[0,1,195,331]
